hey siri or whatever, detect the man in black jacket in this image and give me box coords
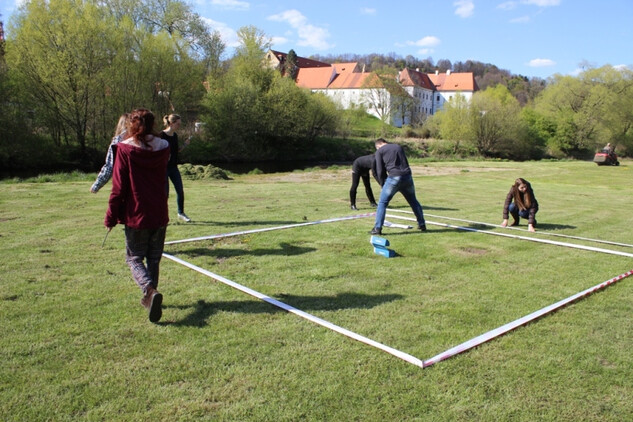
[370,138,426,235]
[349,154,378,210]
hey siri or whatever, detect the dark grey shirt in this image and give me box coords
[375,143,411,186]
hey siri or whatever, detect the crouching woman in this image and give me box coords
[501,177,539,232]
[105,108,170,323]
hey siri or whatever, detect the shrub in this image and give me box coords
[178,164,232,180]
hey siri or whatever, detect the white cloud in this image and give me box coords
[406,36,440,55]
[613,64,630,71]
[528,58,556,67]
[268,9,305,27]
[454,0,474,18]
[361,7,376,15]
[267,9,333,50]
[210,0,250,10]
[407,36,441,48]
[499,0,559,13]
[510,15,531,23]
[271,36,289,48]
[497,1,519,10]
[521,0,560,6]
[202,18,240,48]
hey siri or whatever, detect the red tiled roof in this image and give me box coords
[399,68,434,90]
[295,67,337,89]
[428,72,479,91]
[328,72,381,89]
[332,62,362,73]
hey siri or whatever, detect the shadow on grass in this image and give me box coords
[388,204,459,212]
[160,292,403,327]
[382,222,578,236]
[533,223,576,230]
[170,219,304,227]
[381,227,461,236]
[177,242,316,258]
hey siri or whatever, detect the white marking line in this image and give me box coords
[384,220,413,229]
[163,212,632,368]
[385,214,633,258]
[162,253,425,368]
[387,209,633,248]
[165,213,375,245]
[422,269,633,368]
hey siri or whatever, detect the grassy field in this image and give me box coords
[2,160,633,421]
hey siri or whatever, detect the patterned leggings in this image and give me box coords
[124,226,167,294]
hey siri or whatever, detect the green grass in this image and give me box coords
[2,160,633,421]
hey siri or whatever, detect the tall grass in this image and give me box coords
[1,160,632,421]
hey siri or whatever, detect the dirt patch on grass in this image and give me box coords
[263,165,509,183]
[454,246,488,256]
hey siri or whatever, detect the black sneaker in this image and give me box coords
[369,227,382,235]
[418,224,427,232]
[350,205,358,211]
[146,288,163,323]
[370,202,378,207]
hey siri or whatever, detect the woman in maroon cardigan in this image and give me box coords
[105,108,170,323]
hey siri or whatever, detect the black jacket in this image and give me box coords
[375,143,411,186]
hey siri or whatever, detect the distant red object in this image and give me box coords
[593,149,619,166]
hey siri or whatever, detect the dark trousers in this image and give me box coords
[166,166,185,214]
[125,226,167,293]
[350,172,376,206]
[508,202,537,225]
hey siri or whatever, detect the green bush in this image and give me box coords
[178,164,232,180]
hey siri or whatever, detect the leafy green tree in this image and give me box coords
[231,25,274,91]
[8,0,116,152]
[437,93,473,153]
[581,65,633,156]
[6,0,210,162]
[469,84,523,157]
[201,26,342,161]
[517,106,550,159]
[284,49,299,80]
[533,71,609,156]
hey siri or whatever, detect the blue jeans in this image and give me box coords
[508,202,537,224]
[508,203,529,219]
[374,174,425,229]
[166,166,185,214]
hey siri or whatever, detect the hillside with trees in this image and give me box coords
[1,1,632,176]
[310,52,548,106]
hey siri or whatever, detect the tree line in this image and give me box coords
[423,66,633,160]
[0,0,632,175]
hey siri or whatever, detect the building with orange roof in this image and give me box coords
[428,70,479,111]
[396,68,436,127]
[268,50,479,127]
[295,67,337,89]
[313,67,395,122]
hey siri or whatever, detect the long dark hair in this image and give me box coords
[127,108,155,148]
[511,177,535,210]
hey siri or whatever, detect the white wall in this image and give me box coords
[314,88,392,122]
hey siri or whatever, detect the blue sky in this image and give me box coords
[1,0,631,79]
